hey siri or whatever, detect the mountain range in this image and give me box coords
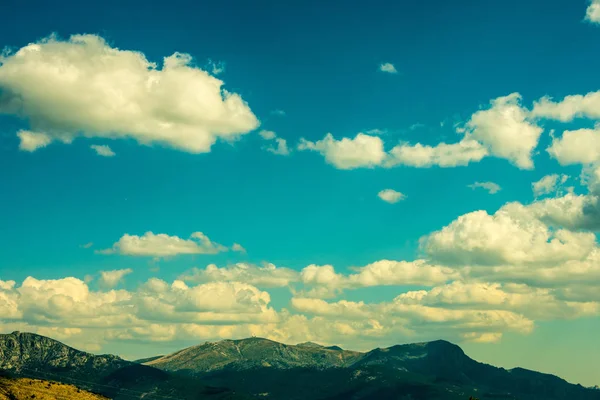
[0,331,598,400]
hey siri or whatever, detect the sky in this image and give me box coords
[1,0,600,387]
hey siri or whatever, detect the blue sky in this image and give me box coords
[1,0,600,387]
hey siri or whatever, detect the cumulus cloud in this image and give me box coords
[547,127,600,165]
[298,133,386,169]
[586,0,600,23]
[98,231,232,257]
[291,295,535,343]
[99,269,133,288]
[386,139,488,168]
[379,63,398,74]
[524,193,600,231]
[377,189,406,204]
[298,94,543,170]
[296,261,458,298]
[0,34,259,153]
[393,281,598,321]
[459,93,543,170]
[180,263,299,288]
[532,91,600,121]
[90,144,115,157]
[17,130,53,152]
[468,181,501,194]
[422,205,596,266]
[532,174,569,197]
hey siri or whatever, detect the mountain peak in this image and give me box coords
[295,341,324,348]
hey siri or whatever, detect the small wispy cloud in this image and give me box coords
[408,123,425,131]
[90,145,115,157]
[259,130,290,156]
[364,128,387,136]
[207,59,225,75]
[271,109,286,116]
[80,242,94,249]
[379,62,398,74]
[468,181,501,194]
[378,189,406,204]
[259,130,277,140]
[99,268,133,288]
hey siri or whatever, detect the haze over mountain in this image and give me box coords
[1,331,599,400]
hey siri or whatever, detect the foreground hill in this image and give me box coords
[1,331,599,400]
[0,332,248,400]
[0,374,107,400]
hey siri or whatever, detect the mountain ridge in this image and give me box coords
[1,331,599,400]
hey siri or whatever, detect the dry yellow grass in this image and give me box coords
[0,376,108,400]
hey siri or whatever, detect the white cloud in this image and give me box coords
[99,269,133,288]
[547,127,600,165]
[580,164,600,195]
[386,139,488,168]
[0,280,16,290]
[299,94,544,170]
[207,59,225,75]
[364,128,386,136]
[393,281,598,321]
[344,260,458,288]
[296,261,458,298]
[298,133,386,169]
[231,243,246,253]
[525,193,600,231]
[379,63,397,74]
[587,0,600,23]
[377,189,406,204]
[532,174,569,197]
[180,263,298,288]
[467,181,501,194]
[0,34,259,153]
[271,109,286,116]
[459,93,543,170]
[16,130,54,152]
[90,144,115,157]
[259,130,276,140]
[259,130,290,156]
[422,205,596,266]
[532,91,600,121]
[267,138,290,156]
[98,231,231,257]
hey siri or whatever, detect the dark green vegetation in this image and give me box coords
[1,332,599,400]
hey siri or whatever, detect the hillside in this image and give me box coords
[0,331,126,377]
[0,332,248,400]
[0,375,107,400]
[146,337,600,400]
[145,337,363,373]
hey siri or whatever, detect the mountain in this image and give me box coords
[145,337,600,400]
[2,332,599,400]
[144,337,363,374]
[0,332,248,400]
[0,331,127,377]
